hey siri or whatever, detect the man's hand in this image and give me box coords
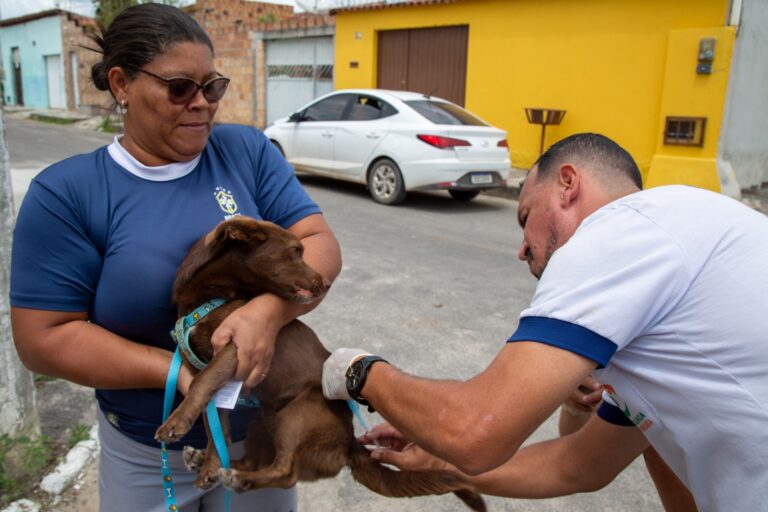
[211,295,284,388]
[321,348,372,400]
[359,423,453,472]
[563,374,603,414]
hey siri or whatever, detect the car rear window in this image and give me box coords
[405,100,489,126]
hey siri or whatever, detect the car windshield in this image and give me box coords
[405,100,489,126]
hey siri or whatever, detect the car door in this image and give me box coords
[332,94,395,178]
[289,93,353,173]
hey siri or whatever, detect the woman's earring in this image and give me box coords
[119,100,128,114]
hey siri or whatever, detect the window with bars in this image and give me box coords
[664,117,706,147]
[266,64,333,80]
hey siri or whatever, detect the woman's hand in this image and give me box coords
[210,294,285,388]
[358,423,454,472]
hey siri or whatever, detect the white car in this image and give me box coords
[264,89,511,205]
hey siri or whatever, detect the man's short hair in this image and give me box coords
[534,133,643,190]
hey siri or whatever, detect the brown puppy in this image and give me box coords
[155,217,486,511]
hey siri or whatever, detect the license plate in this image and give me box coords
[470,173,493,184]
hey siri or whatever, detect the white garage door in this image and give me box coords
[265,36,334,125]
[45,54,66,109]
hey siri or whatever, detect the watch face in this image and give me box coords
[346,360,364,392]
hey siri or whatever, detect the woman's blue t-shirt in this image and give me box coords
[10,124,321,448]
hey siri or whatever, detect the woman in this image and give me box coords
[10,4,341,511]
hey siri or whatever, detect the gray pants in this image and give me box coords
[98,409,297,511]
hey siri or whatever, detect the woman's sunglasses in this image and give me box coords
[134,68,230,105]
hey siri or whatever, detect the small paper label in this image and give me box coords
[215,380,243,409]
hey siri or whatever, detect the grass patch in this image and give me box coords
[33,374,57,384]
[67,424,91,449]
[0,433,54,506]
[97,116,121,133]
[29,113,77,125]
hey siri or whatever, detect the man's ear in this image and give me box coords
[557,164,580,207]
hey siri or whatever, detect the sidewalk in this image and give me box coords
[3,105,114,132]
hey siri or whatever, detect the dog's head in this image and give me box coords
[174,217,330,305]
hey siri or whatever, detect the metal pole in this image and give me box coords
[539,124,546,156]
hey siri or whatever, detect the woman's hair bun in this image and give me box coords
[90,61,110,92]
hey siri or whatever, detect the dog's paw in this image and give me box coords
[219,468,249,493]
[183,446,206,471]
[195,468,220,490]
[155,415,193,443]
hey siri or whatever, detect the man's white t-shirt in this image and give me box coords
[508,185,768,511]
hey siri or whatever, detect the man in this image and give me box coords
[322,133,768,511]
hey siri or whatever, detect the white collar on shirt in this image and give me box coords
[107,136,202,182]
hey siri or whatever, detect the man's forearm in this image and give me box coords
[466,416,648,498]
[465,436,599,497]
[361,342,597,475]
[362,363,502,474]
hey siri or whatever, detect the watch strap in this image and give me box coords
[346,355,388,412]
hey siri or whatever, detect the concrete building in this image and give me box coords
[332,0,768,193]
[0,9,111,115]
[187,0,334,128]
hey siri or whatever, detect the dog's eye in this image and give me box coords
[293,246,303,257]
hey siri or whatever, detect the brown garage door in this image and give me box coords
[377,25,468,106]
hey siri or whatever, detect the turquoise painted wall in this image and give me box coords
[0,16,63,108]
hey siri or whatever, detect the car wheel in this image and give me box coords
[270,140,285,157]
[368,158,406,205]
[449,190,480,201]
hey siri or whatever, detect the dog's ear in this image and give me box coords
[204,220,269,246]
[173,219,273,299]
[174,221,245,297]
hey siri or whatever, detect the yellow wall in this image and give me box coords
[334,0,732,187]
[645,27,735,191]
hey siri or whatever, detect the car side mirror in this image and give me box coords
[289,112,304,122]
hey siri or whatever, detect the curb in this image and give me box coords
[1,425,99,512]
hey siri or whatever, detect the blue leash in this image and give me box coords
[206,401,231,511]
[161,348,183,512]
[347,400,370,431]
[161,347,233,512]
[162,299,263,512]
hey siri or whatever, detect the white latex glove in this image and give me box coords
[322,348,372,400]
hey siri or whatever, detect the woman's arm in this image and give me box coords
[11,308,193,393]
[212,213,342,387]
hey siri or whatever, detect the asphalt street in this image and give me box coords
[4,115,662,511]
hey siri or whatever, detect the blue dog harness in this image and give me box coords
[170,298,228,370]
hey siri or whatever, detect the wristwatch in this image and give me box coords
[346,355,388,412]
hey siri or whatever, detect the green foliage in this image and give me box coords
[0,433,54,505]
[67,424,91,449]
[92,0,188,28]
[29,114,77,125]
[97,115,121,133]
[33,374,57,384]
[20,436,53,476]
[258,12,278,24]
[0,434,14,502]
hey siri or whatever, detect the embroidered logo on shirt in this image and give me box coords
[214,186,238,216]
[603,384,654,432]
